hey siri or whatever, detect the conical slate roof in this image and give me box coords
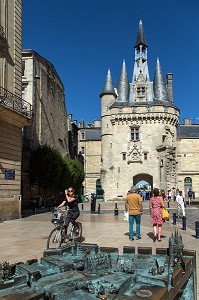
[100,69,116,98]
[117,60,129,102]
[153,58,169,102]
[134,20,148,48]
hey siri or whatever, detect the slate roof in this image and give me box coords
[80,128,101,141]
[177,125,199,138]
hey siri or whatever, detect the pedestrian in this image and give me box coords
[176,191,185,217]
[188,189,193,206]
[57,187,80,234]
[125,186,143,241]
[161,190,166,201]
[141,190,146,201]
[150,188,165,242]
[168,189,172,201]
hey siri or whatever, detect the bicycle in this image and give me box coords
[46,208,82,249]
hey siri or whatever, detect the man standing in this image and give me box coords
[188,189,193,206]
[141,190,146,201]
[125,186,143,241]
[176,191,185,217]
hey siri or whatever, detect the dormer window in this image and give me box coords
[137,85,146,98]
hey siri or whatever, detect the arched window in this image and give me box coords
[184,177,192,198]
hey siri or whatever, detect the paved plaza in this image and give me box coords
[0,200,199,297]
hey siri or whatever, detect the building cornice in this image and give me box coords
[110,112,179,126]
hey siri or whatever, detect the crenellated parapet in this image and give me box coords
[110,111,179,126]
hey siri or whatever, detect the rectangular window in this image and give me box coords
[144,153,147,160]
[22,61,25,76]
[81,132,85,140]
[131,127,139,141]
[81,147,85,154]
[122,153,126,160]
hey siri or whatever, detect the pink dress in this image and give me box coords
[150,197,163,225]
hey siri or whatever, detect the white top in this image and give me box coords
[176,194,184,206]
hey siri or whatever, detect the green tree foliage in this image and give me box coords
[64,157,84,192]
[30,145,84,196]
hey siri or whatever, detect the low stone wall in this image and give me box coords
[0,196,21,221]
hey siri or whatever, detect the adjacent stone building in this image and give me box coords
[21,50,69,207]
[78,120,102,197]
[0,0,33,219]
[98,20,199,201]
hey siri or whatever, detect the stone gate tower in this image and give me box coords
[100,20,180,201]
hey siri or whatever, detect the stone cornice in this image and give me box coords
[110,112,179,126]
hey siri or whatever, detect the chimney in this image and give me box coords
[94,120,101,127]
[184,118,192,125]
[166,73,173,103]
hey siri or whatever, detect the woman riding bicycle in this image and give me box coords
[57,187,80,234]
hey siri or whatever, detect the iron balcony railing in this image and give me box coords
[0,25,5,37]
[0,86,33,119]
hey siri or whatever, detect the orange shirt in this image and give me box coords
[125,192,142,215]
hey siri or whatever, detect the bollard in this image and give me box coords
[82,203,84,210]
[195,221,199,238]
[114,203,118,216]
[173,213,176,225]
[182,216,186,230]
[98,204,100,214]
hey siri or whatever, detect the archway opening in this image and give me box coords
[133,173,153,200]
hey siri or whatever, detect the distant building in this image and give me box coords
[78,120,102,198]
[0,1,33,220]
[21,50,69,207]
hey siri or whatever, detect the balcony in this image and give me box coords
[0,25,5,37]
[0,25,8,50]
[0,86,33,119]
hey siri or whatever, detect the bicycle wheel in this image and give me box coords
[47,227,64,249]
[73,222,82,242]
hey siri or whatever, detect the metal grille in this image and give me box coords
[0,86,33,119]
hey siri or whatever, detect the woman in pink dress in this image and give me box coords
[150,188,165,242]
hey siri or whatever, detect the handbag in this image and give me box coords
[162,208,170,220]
[123,211,129,221]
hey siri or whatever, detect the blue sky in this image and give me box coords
[22,0,199,125]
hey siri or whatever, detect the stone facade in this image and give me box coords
[79,20,199,201]
[0,0,33,220]
[21,50,69,207]
[78,121,101,196]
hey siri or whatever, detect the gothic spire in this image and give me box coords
[153,58,170,102]
[117,60,129,102]
[100,69,116,98]
[134,20,148,48]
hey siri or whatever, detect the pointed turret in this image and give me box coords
[134,20,148,48]
[100,69,116,98]
[153,58,170,102]
[117,60,129,102]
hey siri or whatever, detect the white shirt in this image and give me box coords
[176,194,184,206]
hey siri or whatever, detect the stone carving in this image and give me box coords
[127,144,142,164]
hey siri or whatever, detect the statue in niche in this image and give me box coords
[164,128,174,147]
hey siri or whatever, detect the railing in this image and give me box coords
[0,86,33,119]
[0,25,5,37]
